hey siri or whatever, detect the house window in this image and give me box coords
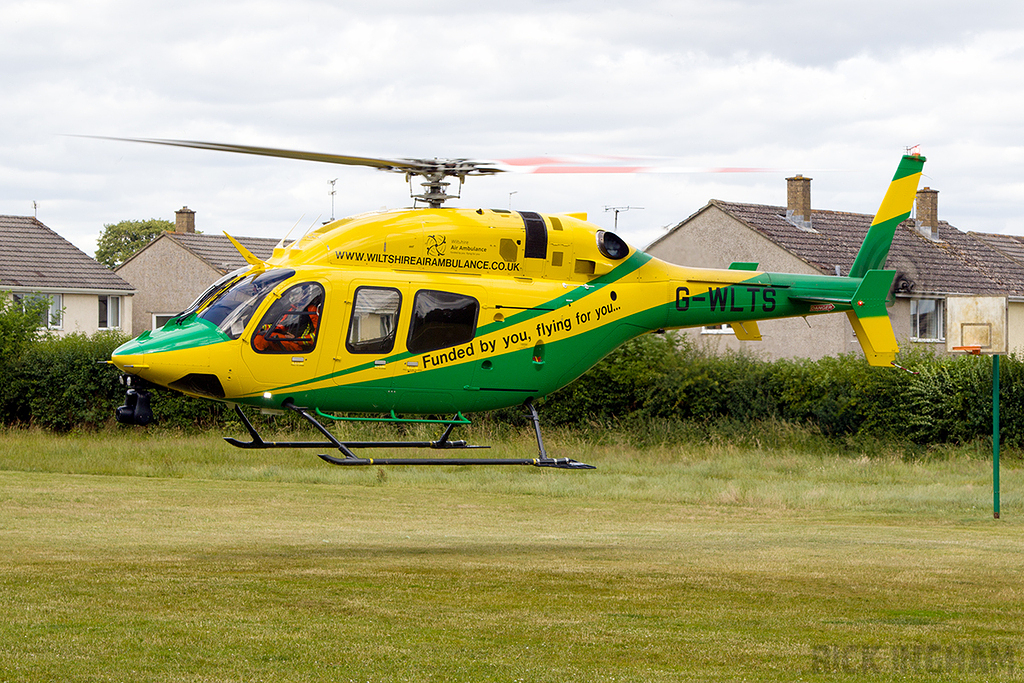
[99,295,121,329]
[13,293,62,329]
[153,313,176,330]
[407,290,479,354]
[911,298,945,341]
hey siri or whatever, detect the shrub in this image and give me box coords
[539,331,684,425]
[904,354,992,444]
[15,331,129,431]
[2,321,1019,449]
[0,293,53,421]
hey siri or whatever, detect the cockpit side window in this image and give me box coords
[198,268,295,339]
[406,289,479,354]
[252,282,325,354]
[346,287,402,354]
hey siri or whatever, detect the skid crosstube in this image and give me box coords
[223,402,595,470]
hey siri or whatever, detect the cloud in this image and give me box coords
[1,1,1023,254]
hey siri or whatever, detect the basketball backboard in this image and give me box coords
[946,296,1008,355]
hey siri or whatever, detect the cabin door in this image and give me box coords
[242,279,329,394]
[330,282,404,411]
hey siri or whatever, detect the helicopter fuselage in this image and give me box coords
[110,203,899,416]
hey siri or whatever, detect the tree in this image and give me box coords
[94,219,173,269]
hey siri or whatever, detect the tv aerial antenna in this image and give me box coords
[604,205,643,230]
[328,178,338,221]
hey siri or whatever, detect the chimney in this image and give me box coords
[175,206,196,233]
[786,174,813,230]
[915,187,939,240]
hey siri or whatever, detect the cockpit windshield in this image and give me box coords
[197,268,295,339]
[168,266,251,325]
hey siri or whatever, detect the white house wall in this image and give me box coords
[117,237,222,334]
[1007,304,1024,356]
[58,292,133,337]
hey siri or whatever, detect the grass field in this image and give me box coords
[1,425,1021,682]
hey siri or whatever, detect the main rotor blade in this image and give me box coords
[495,155,776,174]
[78,136,451,175]
[79,136,776,177]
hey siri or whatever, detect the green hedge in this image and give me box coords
[0,327,1016,446]
[2,331,227,432]
[538,333,1013,446]
[15,331,129,430]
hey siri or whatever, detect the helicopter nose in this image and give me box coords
[110,337,148,374]
[110,317,230,389]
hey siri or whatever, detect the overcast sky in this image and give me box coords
[2,1,1024,257]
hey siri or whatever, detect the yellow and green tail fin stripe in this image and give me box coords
[849,154,926,278]
[847,310,899,366]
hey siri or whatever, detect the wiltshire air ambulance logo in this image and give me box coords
[426,234,447,257]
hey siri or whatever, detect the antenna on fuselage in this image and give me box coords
[276,214,306,250]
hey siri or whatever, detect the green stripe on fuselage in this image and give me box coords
[475,249,653,337]
[113,316,229,356]
[242,305,661,414]
[264,250,655,394]
[258,255,868,405]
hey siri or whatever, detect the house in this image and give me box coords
[0,215,134,335]
[115,207,282,333]
[646,176,1024,361]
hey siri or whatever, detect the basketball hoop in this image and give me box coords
[952,346,983,355]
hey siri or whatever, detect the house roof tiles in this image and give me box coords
[0,215,133,291]
[162,233,282,274]
[682,201,1024,298]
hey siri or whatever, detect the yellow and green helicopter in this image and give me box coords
[107,138,925,469]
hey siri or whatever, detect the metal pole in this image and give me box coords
[994,354,1001,519]
[328,178,337,221]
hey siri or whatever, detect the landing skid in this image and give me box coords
[223,399,595,470]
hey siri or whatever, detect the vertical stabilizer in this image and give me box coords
[848,154,926,278]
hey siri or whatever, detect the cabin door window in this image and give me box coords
[346,287,402,354]
[406,290,480,354]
